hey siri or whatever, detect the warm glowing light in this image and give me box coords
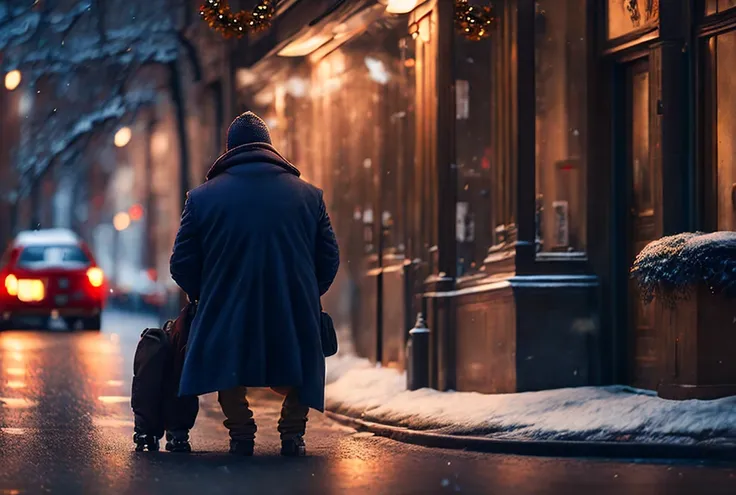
[98,396,130,404]
[6,381,25,389]
[114,127,132,148]
[278,34,332,57]
[404,58,416,68]
[106,380,124,387]
[236,68,257,88]
[1,428,27,436]
[0,397,37,408]
[286,77,309,98]
[93,418,135,428]
[5,274,18,296]
[264,116,279,129]
[386,0,418,14]
[6,368,25,377]
[128,203,144,221]
[365,57,390,84]
[254,89,274,106]
[17,279,44,302]
[4,70,21,91]
[11,352,23,362]
[113,212,131,231]
[3,339,22,352]
[86,267,104,288]
[410,28,419,40]
[418,19,431,43]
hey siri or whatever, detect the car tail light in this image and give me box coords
[87,267,104,288]
[17,279,44,302]
[4,274,18,296]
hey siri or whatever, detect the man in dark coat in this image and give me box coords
[170,111,339,457]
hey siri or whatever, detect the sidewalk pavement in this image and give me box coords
[324,355,736,460]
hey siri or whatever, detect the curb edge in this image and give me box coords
[324,411,736,460]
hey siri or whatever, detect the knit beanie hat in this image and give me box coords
[226,111,272,150]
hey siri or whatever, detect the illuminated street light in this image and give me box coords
[128,203,144,221]
[386,0,418,14]
[114,127,132,148]
[113,212,131,231]
[4,70,21,91]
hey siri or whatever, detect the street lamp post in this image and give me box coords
[2,71,23,237]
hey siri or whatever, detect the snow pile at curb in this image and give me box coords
[325,366,736,445]
[323,323,372,386]
[325,352,372,385]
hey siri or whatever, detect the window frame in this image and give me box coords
[517,0,593,276]
[602,0,660,52]
[533,0,590,258]
[695,5,736,231]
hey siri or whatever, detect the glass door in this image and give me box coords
[625,58,660,390]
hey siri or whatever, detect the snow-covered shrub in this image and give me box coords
[631,231,736,305]
[679,231,736,296]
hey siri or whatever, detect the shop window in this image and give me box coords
[454,33,494,276]
[535,0,587,254]
[716,30,736,230]
[607,0,659,40]
[447,0,519,277]
[380,37,415,260]
[706,0,736,15]
[484,0,518,265]
[412,10,439,271]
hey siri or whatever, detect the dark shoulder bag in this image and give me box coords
[320,307,338,357]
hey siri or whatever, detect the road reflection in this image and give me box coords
[74,330,136,493]
[0,334,41,411]
[0,321,735,495]
[0,329,134,493]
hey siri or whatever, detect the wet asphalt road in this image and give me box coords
[0,311,735,495]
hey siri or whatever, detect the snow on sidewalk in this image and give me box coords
[324,361,736,446]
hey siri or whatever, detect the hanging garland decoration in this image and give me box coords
[199,0,275,39]
[454,0,495,41]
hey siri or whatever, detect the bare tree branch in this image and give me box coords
[17,89,157,195]
[0,0,218,206]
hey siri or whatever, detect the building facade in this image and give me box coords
[232,0,735,396]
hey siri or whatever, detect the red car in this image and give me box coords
[0,229,106,331]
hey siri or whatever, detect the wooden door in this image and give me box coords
[625,59,660,390]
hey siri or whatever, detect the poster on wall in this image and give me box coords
[456,202,475,243]
[607,0,660,40]
[456,202,469,242]
[456,80,470,120]
[552,200,570,249]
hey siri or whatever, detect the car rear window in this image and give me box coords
[17,245,90,267]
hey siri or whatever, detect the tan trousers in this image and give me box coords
[217,387,309,441]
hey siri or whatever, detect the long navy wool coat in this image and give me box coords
[170,143,340,412]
